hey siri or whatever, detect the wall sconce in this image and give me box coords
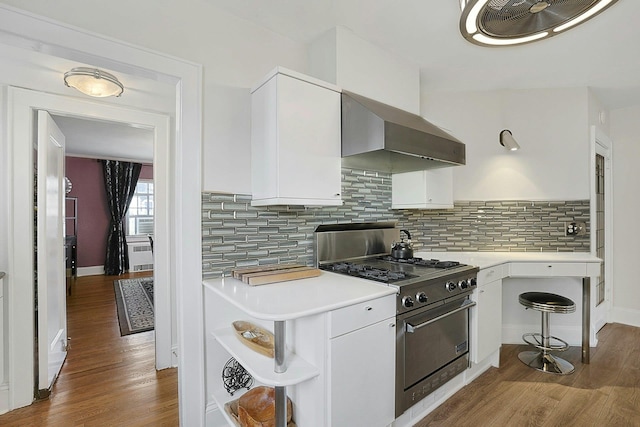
[63,67,124,98]
[499,129,520,151]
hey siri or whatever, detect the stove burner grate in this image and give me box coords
[320,262,415,283]
[378,256,461,269]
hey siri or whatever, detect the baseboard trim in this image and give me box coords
[610,307,640,327]
[0,382,9,415]
[77,266,104,277]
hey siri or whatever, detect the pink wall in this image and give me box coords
[65,157,153,269]
[140,164,153,180]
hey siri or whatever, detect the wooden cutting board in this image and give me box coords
[232,264,321,286]
[231,263,301,280]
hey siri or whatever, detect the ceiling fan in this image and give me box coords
[459,0,620,46]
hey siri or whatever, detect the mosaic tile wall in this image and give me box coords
[202,168,590,278]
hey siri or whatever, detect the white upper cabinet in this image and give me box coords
[250,67,342,206]
[391,168,454,209]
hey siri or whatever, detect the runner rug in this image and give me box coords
[114,277,154,336]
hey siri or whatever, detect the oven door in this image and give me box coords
[402,296,475,392]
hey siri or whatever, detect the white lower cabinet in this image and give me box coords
[328,296,396,427]
[472,267,503,364]
[204,280,397,427]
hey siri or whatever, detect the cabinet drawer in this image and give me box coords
[477,265,505,285]
[329,294,395,338]
[508,262,587,277]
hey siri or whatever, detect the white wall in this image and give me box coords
[309,26,420,114]
[610,105,640,324]
[588,89,611,136]
[0,88,5,275]
[421,88,592,201]
[0,0,308,195]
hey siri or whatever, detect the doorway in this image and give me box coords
[8,87,173,409]
[51,114,158,383]
[0,6,204,423]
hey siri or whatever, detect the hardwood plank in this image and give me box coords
[0,272,179,426]
[540,388,608,427]
[417,323,640,426]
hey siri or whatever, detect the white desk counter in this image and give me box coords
[417,251,601,363]
[415,251,601,271]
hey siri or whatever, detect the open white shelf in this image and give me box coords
[207,333,265,427]
[211,327,319,386]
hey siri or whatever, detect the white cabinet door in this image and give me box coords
[330,317,396,427]
[472,278,503,363]
[391,168,453,209]
[251,68,342,206]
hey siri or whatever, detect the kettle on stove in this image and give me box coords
[391,229,414,260]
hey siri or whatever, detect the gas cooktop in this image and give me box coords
[378,256,463,269]
[320,257,475,286]
[319,262,418,284]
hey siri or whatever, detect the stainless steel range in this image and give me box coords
[314,222,479,417]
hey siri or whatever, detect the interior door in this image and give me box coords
[592,145,610,334]
[36,110,67,396]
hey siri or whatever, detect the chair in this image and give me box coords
[518,291,576,375]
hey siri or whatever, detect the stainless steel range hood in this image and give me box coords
[341,91,466,173]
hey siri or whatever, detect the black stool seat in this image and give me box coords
[517,291,576,375]
[519,292,576,314]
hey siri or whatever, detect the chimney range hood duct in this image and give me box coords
[341,91,466,173]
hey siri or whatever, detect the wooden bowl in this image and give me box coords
[232,321,275,358]
[238,386,292,427]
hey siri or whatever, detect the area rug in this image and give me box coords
[114,277,154,336]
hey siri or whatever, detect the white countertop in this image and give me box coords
[203,253,601,321]
[416,251,602,270]
[203,271,396,321]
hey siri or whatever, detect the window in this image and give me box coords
[126,180,154,236]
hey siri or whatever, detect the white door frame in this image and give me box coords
[8,87,173,396]
[590,125,613,335]
[0,5,204,425]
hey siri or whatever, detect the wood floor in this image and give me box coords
[416,323,640,427]
[1,276,639,427]
[0,272,179,427]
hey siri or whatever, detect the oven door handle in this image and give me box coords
[406,301,476,333]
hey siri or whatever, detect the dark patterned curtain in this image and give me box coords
[102,160,142,275]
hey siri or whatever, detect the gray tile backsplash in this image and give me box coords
[202,168,590,278]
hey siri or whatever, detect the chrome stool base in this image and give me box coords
[518,350,575,375]
[518,292,577,376]
[522,332,570,352]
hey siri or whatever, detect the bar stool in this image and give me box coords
[518,291,576,375]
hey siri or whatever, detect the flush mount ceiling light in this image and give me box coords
[459,0,619,47]
[63,67,124,97]
[500,129,521,151]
